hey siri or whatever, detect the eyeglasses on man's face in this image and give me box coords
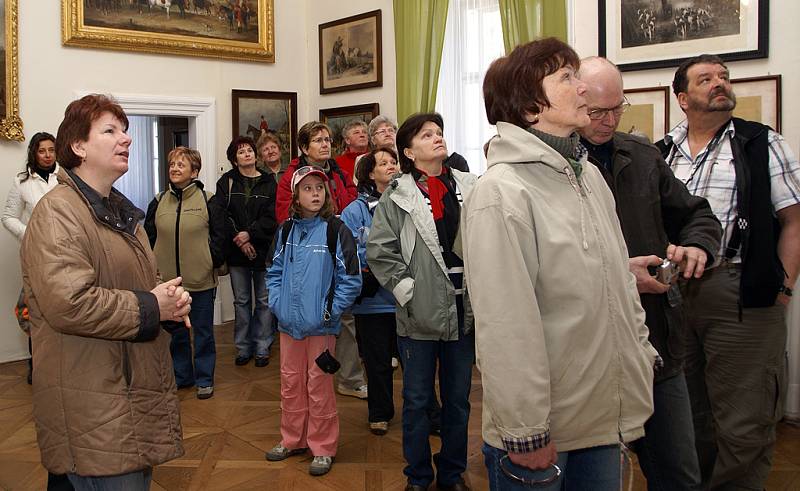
[587,99,631,120]
[373,127,396,137]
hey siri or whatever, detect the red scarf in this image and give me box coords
[416,167,448,220]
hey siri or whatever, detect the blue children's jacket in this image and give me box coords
[340,193,396,315]
[267,215,362,340]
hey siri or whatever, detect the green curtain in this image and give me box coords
[394,0,450,123]
[498,0,567,54]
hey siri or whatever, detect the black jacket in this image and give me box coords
[585,132,722,381]
[215,168,278,269]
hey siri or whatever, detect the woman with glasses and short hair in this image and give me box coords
[275,121,357,223]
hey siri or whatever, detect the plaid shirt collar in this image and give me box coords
[666,119,736,158]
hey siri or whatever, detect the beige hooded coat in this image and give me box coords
[462,122,657,453]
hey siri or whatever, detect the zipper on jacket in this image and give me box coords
[122,343,131,388]
[174,193,183,277]
[565,166,590,251]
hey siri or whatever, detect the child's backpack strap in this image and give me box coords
[323,216,344,325]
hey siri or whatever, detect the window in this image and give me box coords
[435,0,505,175]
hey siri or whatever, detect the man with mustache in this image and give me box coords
[658,54,800,490]
[579,56,720,491]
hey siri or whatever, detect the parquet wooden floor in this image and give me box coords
[0,323,799,490]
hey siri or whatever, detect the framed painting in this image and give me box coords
[62,0,275,62]
[232,89,297,167]
[319,10,382,94]
[731,75,781,132]
[599,0,768,72]
[1,0,23,141]
[319,103,379,156]
[618,86,670,143]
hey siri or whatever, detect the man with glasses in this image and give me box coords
[578,56,721,491]
[657,54,800,490]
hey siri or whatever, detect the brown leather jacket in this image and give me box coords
[21,169,183,476]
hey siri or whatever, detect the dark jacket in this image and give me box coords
[586,132,722,381]
[144,180,227,292]
[658,118,784,308]
[215,168,278,269]
[276,156,357,223]
[21,169,183,475]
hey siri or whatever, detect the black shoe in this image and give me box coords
[437,480,470,491]
[27,371,32,385]
[235,354,252,366]
[429,424,441,437]
[405,485,427,491]
[176,382,194,390]
[254,356,269,367]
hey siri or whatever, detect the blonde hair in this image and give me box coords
[287,179,336,219]
[167,146,202,173]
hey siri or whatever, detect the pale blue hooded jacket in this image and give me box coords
[267,215,362,339]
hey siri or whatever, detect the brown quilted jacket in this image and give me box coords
[21,169,184,476]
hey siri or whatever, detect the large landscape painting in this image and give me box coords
[63,0,275,62]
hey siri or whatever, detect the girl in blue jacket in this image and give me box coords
[265,165,361,477]
[341,148,400,436]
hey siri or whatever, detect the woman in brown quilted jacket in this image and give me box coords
[20,94,192,490]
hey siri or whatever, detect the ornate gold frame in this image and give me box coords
[1,0,23,141]
[62,0,275,63]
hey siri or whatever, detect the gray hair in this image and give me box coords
[367,115,398,142]
[341,120,368,140]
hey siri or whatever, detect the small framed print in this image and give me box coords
[619,86,670,143]
[232,89,298,167]
[731,75,781,132]
[318,10,382,94]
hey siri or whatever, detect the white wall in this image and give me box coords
[304,0,397,127]
[571,0,800,157]
[0,0,311,362]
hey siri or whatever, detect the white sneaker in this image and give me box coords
[391,357,399,369]
[337,384,368,399]
[309,455,333,476]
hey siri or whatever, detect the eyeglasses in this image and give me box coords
[310,137,333,145]
[373,127,396,137]
[587,99,631,120]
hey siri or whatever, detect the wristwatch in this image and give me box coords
[779,285,793,297]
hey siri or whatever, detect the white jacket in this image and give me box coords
[2,165,60,241]
[462,123,656,453]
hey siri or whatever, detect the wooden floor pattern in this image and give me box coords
[1,323,799,490]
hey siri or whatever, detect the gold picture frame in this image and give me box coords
[62,0,275,63]
[1,0,23,141]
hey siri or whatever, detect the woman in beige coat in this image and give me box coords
[21,94,191,490]
[462,39,658,490]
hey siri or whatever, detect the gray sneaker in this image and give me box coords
[309,455,333,476]
[265,443,307,461]
[196,386,214,400]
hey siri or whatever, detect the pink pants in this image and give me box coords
[279,332,339,457]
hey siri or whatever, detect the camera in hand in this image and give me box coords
[652,258,679,285]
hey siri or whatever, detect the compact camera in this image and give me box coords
[654,259,679,285]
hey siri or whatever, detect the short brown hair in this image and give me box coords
[226,136,256,166]
[483,37,580,128]
[167,146,202,173]
[355,147,398,192]
[288,179,335,219]
[672,54,727,96]
[56,94,129,169]
[297,121,331,156]
[256,130,281,152]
